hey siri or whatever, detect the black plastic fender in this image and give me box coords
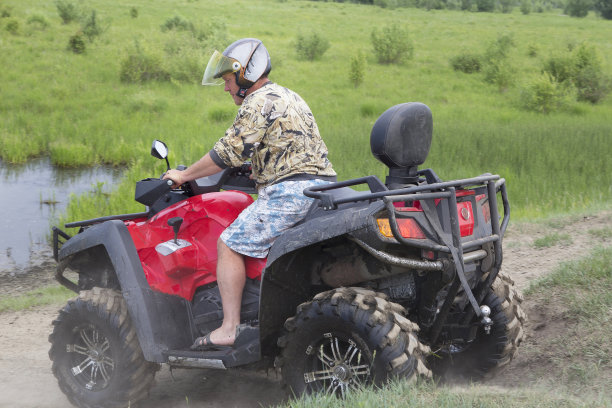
[258,199,385,350]
[57,220,194,363]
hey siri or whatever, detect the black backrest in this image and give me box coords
[370,102,433,169]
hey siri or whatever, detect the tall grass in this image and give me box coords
[278,379,604,408]
[0,0,610,221]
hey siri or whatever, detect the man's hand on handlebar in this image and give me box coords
[163,169,184,189]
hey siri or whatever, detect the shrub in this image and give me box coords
[1,5,12,18]
[564,0,592,16]
[163,36,207,83]
[594,0,612,18]
[482,34,516,91]
[295,32,330,61]
[484,33,515,61]
[5,18,18,34]
[484,60,515,91]
[499,0,515,12]
[574,64,610,103]
[527,44,538,57]
[120,42,170,83]
[543,44,610,104]
[130,7,138,18]
[161,15,194,32]
[371,24,413,64]
[476,0,495,11]
[520,74,572,114]
[55,0,79,24]
[543,54,575,83]
[461,0,472,9]
[81,10,106,42]
[520,0,533,13]
[349,52,366,87]
[67,32,86,53]
[27,14,49,29]
[449,53,482,73]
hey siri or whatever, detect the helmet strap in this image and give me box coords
[238,87,248,98]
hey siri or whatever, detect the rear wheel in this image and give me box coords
[276,287,431,397]
[49,288,159,408]
[430,272,526,380]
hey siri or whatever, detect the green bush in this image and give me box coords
[349,52,366,87]
[67,32,86,53]
[449,53,482,73]
[543,44,610,104]
[499,0,515,12]
[295,32,330,61]
[543,54,575,83]
[520,0,533,13]
[130,7,138,18]
[161,15,194,32]
[574,65,610,103]
[482,34,516,91]
[594,0,612,18]
[564,0,592,16]
[520,74,572,113]
[5,18,19,34]
[27,14,49,29]
[81,10,106,41]
[55,0,79,24]
[120,43,170,83]
[371,24,413,64]
[1,5,12,18]
[476,0,495,11]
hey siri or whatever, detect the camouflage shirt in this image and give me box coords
[210,82,336,189]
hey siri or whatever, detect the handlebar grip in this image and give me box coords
[166,179,173,186]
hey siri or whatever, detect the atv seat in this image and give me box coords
[370,102,433,188]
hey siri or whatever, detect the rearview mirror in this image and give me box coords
[151,140,170,171]
[151,140,168,159]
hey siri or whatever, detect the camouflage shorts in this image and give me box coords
[220,179,330,258]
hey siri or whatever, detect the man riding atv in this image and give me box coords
[163,38,336,349]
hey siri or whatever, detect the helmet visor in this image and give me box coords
[202,50,241,86]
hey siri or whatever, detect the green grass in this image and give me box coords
[0,0,611,223]
[278,379,606,408]
[589,227,612,240]
[0,285,73,313]
[533,231,573,248]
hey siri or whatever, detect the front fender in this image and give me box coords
[57,220,193,363]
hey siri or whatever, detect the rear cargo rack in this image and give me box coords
[304,170,510,329]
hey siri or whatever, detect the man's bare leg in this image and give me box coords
[204,239,245,346]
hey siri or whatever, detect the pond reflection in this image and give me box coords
[0,158,122,271]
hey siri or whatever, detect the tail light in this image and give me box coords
[377,218,426,239]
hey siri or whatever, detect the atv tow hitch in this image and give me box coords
[480,305,492,334]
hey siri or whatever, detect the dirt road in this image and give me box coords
[1,211,610,407]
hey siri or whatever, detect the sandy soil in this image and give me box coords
[0,210,610,407]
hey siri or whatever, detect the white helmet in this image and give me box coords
[202,38,272,97]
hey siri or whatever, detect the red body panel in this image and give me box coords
[125,191,266,301]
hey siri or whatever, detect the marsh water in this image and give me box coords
[0,158,121,274]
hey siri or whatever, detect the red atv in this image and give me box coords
[50,103,524,407]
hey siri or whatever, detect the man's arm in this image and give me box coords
[162,152,223,187]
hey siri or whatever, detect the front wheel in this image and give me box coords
[49,288,159,408]
[276,287,431,398]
